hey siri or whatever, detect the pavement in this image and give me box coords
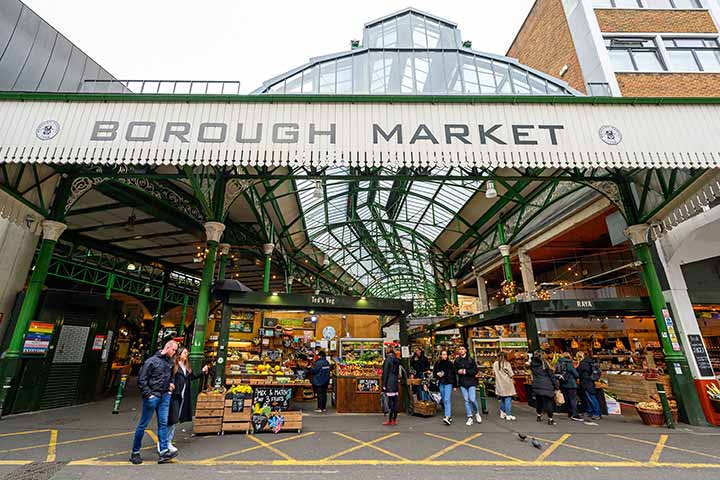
[0,384,719,480]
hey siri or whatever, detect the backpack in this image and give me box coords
[555,360,568,383]
[590,359,602,382]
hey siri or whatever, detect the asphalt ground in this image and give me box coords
[1,385,719,480]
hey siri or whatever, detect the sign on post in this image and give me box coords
[688,334,715,378]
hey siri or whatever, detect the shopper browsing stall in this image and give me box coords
[493,352,516,421]
[454,345,482,426]
[310,350,331,413]
[434,350,456,425]
[410,348,431,401]
[382,349,401,426]
[531,350,558,426]
[556,352,583,422]
[577,351,602,420]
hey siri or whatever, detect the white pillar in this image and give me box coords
[475,274,489,313]
[518,250,536,301]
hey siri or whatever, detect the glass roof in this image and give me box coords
[254,8,579,96]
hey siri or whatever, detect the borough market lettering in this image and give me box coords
[89,121,565,146]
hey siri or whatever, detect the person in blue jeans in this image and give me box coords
[130,340,178,465]
[577,351,602,420]
[433,350,456,425]
[453,345,482,426]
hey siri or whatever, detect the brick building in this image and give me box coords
[509,0,720,96]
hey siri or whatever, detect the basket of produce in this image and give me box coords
[412,400,437,417]
[636,401,679,426]
[706,384,720,413]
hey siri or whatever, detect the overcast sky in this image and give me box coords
[22,0,535,93]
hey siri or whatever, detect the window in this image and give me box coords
[664,38,720,71]
[605,37,665,71]
[593,0,700,7]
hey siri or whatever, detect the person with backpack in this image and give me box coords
[556,352,583,422]
[531,350,558,425]
[577,351,602,420]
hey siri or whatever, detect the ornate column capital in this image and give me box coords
[204,222,226,244]
[263,243,275,256]
[449,279,458,288]
[218,243,231,256]
[41,220,67,242]
[498,244,511,257]
[624,224,650,246]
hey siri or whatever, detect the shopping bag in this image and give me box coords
[380,392,389,414]
[430,391,442,407]
[605,393,621,415]
[554,390,566,406]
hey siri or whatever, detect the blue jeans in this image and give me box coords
[132,393,171,454]
[417,388,430,402]
[439,383,453,418]
[460,386,479,417]
[584,390,601,417]
[499,396,512,415]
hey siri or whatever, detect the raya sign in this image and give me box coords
[1,100,718,168]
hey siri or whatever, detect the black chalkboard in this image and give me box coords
[231,393,246,413]
[253,386,292,411]
[688,334,715,378]
[357,378,380,393]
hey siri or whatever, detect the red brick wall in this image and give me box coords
[595,9,717,33]
[507,0,586,93]
[616,73,720,97]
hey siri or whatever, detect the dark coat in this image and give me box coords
[410,353,430,377]
[310,357,331,387]
[453,355,478,388]
[531,357,558,397]
[557,357,580,390]
[433,359,456,386]
[137,351,173,399]
[169,365,204,425]
[578,357,598,393]
[382,353,400,393]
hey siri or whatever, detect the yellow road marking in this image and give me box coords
[0,460,33,465]
[46,429,58,462]
[534,434,570,462]
[0,429,49,437]
[334,432,408,462]
[425,432,522,462]
[422,433,482,461]
[201,432,315,463]
[609,434,720,461]
[0,431,132,454]
[534,435,643,464]
[247,434,295,461]
[71,430,161,464]
[321,432,400,461]
[650,435,668,463]
[146,430,158,443]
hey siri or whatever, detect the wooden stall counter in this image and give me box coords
[603,372,673,403]
[335,376,405,413]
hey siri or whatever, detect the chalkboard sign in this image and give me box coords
[357,378,380,393]
[688,334,715,378]
[231,393,246,413]
[253,387,292,411]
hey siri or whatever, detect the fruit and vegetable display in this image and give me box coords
[637,399,678,412]
[337,359,383,377]
[227,384,253,395]
[707,383,720,401]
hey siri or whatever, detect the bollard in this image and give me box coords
[656,383,675,429]
[112,374,128,414]
[477,382,489,415]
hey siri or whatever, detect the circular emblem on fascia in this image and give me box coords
[322,326,336,340]
[599,125,622,146]
[36,120,60,140]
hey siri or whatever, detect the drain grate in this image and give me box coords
[3,462,65,480]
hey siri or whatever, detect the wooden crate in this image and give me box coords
[223,399,253,422]
[252,410,303,434]
[193,416,222,435]
[196,392,225,410]
[222,422,250,434]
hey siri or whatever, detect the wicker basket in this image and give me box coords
[636,406,679,427]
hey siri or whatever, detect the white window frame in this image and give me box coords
[594,0,705,9]
[604,32,720,73]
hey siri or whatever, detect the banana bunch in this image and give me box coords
[706,383,720,400]
[228,384,253,395]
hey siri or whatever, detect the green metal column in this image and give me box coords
[178,294,189,337]
[262,243,274,293]
[105,272,116,300]
[524,308,541,353]
[150,269,171,352]
[217,243,230,281]
[497,223,513,284]
[214,298,232,389]
[189,222,225,399]
[449,265,459,306]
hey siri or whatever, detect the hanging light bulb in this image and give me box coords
[313,180,323,199]
[485,180,497,199]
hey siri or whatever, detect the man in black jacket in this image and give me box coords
[454,345,482,426]
[130,340,178,465]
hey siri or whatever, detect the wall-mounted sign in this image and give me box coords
[662,308,682,352]
[23,333,51,354]
[92,335,106,351]
[28,321,54,334]
[688,334,715,378]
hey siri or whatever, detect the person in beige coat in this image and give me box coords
[493,352,517,421]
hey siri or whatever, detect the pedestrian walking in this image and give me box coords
[166,346,209,453]
[433,350,456,425]
[453,345,482,426]
[531,350,558,425]
[381,349,401,426]
[493,352,517,421]
[410,347,431,401]
[556,352,583,422]
[130,340,178,465]
[577,351,602,420]
[310,350,331,413]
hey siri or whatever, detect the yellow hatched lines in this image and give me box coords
[609,434,720,462]
[424,433,523,462]
[322,432,403,462]
[649,434,668,463]
[534,433,570,462]
[0,428,58,464]
[199,432,315,464]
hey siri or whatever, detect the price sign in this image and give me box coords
[688,334,715,378]
[231,393,246,413]
[357,378,380,393]
[253,387,292,411]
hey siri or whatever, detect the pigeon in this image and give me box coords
[517,433,527,442]
[532,438,543,450]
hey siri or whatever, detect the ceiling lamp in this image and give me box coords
[485,180,498,199]
[313,180,323,199]
[126,263,137,271]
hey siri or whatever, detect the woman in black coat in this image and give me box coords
[381,350,401,426]
[531,350,558,425]
[167,347,208,451]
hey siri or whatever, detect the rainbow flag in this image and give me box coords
[28,322,54,334]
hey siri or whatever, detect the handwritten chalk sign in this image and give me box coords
[688,334,715,378]
[357,378,380,393]
[231,393,246,413]
[253,387,292,411]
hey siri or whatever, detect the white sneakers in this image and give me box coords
[157,442,178,454]
[505,415,516,421]
[500,411,507,419]
[442,416,452,425]
[466,417,473,426]
[475,413,483,424]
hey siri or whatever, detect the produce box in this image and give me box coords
[252,410,303,434]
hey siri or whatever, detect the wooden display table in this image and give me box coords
[604,373,673,403]
[335,376,404,413]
